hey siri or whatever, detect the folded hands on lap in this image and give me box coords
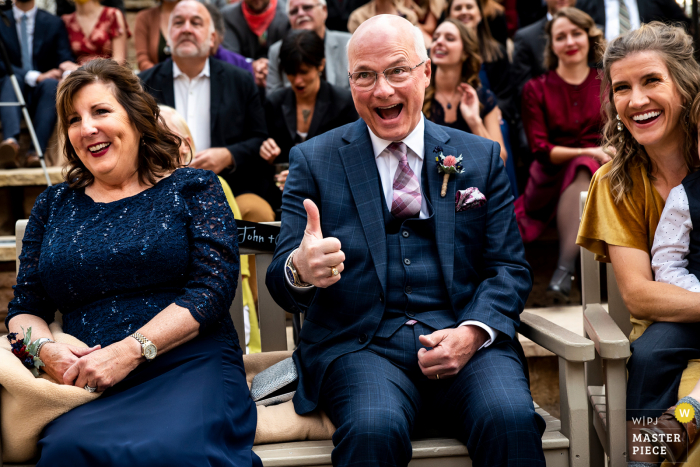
[417,325,488,380]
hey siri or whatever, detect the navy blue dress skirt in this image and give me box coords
[37,336,262,467]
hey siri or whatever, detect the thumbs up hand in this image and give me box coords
[293,199,345,288]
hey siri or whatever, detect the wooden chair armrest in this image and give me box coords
[519,312,595,362]
[583,304,630,360]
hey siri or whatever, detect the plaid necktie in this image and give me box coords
[20,14,32,71]
[619,0,631,35]
[388,142,422,219]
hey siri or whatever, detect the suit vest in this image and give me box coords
[681,171,700,279]
[374,163,456,339]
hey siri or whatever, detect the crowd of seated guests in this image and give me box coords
[0,0,692,236]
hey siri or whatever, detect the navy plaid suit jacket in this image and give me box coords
[266,118,533,415]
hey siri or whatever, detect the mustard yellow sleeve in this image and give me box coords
[576,164,652,263]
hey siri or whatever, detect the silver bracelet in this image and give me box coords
[33,338,55,359]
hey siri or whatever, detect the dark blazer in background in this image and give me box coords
[221,2,291,60]
[511,16,547,99]
[262,80,357,209]
[0,9,75,77]
[325,0,370,32]
[576,0,690,31]
[266,118,532,414]
[139,58,269,198]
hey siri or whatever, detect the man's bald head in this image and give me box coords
[347,15,427,69]
[346,14,431,142]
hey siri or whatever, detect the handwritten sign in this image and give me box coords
[236,220,280,252]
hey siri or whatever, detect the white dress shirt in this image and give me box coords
[651,184,700,292]
[12,5,40,87]
[603,0,642,42]
[173,59,211,152]
[287,116,498,349]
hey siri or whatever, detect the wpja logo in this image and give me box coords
[628,403,695,463]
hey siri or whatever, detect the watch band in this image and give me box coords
[130,332,157,360]
[286,249,313,288]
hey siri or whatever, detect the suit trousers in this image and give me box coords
[0,74,58,153]
[318,322,546,467]
[627,321,700,419]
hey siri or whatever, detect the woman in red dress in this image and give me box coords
[517,7,607,301]
[62,0,130,65]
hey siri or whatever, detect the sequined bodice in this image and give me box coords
[7,168,240,349]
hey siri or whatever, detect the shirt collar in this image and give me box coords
[172,58,211,80]
[369,114,425,160]
[13,5,37,22]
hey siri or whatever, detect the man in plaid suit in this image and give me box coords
[266,14,546,467]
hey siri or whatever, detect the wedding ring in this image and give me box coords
[84,384,97,393]
[436,374,440,380]
[331,266,339,277]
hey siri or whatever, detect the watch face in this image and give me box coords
[144,344,157,360]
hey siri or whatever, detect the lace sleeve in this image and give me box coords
[6,188,59,328]
[174,171,240,332]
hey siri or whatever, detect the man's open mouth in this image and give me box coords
[375,104,403,120]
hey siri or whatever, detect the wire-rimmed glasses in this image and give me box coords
[348,60,426,90]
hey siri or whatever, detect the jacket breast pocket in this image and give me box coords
[456,204,487,222]
[299,319,333,344]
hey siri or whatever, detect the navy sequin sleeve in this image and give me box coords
[6,168,240,350]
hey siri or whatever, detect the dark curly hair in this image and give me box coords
[56,58,182,189]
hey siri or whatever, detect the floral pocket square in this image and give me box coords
[455,187,486,212]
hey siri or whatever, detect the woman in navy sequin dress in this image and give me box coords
[6,59,261,467]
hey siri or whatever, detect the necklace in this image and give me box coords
[302,109,311,124]
[437,89,459,110]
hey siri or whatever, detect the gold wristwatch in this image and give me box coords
[130,332,157,361]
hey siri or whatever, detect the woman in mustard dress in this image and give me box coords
[577,23,700,466]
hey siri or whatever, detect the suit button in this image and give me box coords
[404,258,411,265]
[407,311,415,317]
[379,292,384,303]
[359,334,367,344]
[402,231,410,238]
[405,285,412,294]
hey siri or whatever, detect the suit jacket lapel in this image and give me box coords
[424,120,455,292]
[281,90,296,142]
[338,121,388,293]
[32,13,44,62]
[210,59,222,138]
[3,14,20,66]
[308,81,330,137]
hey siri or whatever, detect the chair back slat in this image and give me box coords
[605,264,633,338]
[16,220,27,276]
[580,193,601,310]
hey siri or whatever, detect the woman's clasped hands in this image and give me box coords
[40,338,143,393]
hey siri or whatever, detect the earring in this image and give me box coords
[616,114,623,132]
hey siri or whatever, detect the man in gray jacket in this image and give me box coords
[266,0,351,94]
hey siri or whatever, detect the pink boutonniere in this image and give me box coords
[435,150,464,197]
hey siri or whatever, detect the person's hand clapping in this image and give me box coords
[260,138,281,163]
[417,325,488,380]
[37,69,62,83]
[275,169,288,191]
[252,58,269,88]
[39,342,101,385]
[293,199,345,288]
[63,337,143,392]
[458,83,481,127]
[586,146,612,165]
[190,147,233,174]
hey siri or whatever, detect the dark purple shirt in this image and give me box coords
[213,46,254,75]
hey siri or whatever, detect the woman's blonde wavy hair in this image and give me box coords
[600,22,700,204]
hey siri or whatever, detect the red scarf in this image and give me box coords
[242,0,277,37]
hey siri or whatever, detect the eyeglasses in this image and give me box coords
[348,61,426,90]
[289,3,321,15]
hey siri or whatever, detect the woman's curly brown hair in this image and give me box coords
[56,58,182,189]
[600,22,700,203]
[544,8,604,71]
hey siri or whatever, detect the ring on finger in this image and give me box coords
[84,384,97,393]
[436,374,440,380]
[331,266,339,277]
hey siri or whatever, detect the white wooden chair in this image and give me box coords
[8,219,596,467]
[578,191,633,467]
